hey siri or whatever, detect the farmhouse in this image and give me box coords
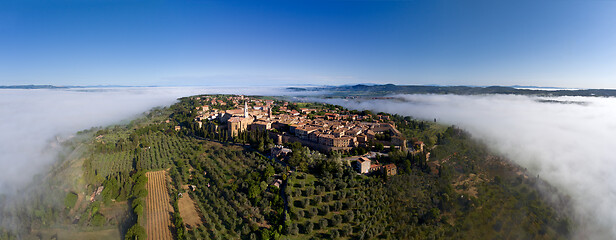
[355,157,371,174]
[383,164,397,176]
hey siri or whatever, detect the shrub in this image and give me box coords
[91,213,106,226]
[64,192,78,209]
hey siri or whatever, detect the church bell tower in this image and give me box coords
[244,100,248,118]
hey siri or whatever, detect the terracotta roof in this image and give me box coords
[384,164,396,170]
[228,117,244,123]
[226,109,244,115]
[320,134,335,139]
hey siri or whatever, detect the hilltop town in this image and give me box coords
[188,95,424,175]
[193,95,406,148]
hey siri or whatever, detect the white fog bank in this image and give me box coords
[0,86,281,196]
[320,94,616,239]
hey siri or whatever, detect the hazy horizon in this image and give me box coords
[2,83,613,91]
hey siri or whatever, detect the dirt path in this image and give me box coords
[145,170,174,240]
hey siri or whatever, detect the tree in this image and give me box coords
[102,178,120,202]
[133,199,144,216]
[91,201,101,216]
[343,211,354,223]
[290,223,299,235]
[330,229,340,239]
[248,184,260,200]
[91,213,106,226]
[318,218,328,229]
[264,165,275,180]
[341,225,353,236]
[174,211,185,239]
[374,142,384,151]
[304,221,314,234]
[332,214,343,226]
[125,224,147,240]
[131,188,148,199]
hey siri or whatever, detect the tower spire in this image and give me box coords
[244,100,248,118]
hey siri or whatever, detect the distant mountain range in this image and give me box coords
[0,84,154,89]
[288,84,616,97]
[0,85,69,89]
[4,84,616,97]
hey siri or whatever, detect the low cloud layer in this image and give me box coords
[3,89,615,238]
[0,86,282,196]
[319,94,616,239]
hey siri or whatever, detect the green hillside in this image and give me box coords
[1,95,572,240]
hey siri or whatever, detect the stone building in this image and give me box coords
[355,157,371,174]
[227,101,254,137]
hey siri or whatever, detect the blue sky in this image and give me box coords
[0,0,615,88]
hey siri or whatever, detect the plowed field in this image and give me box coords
[145,170,174,240]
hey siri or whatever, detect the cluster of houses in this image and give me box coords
[90,186,104,202]
[354,157,398,176]
[191,95,410,175]
[192,95,407,152]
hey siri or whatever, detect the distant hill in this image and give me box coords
[0,84,160,89]
[0,85,68,89]
[289,84,616,97]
